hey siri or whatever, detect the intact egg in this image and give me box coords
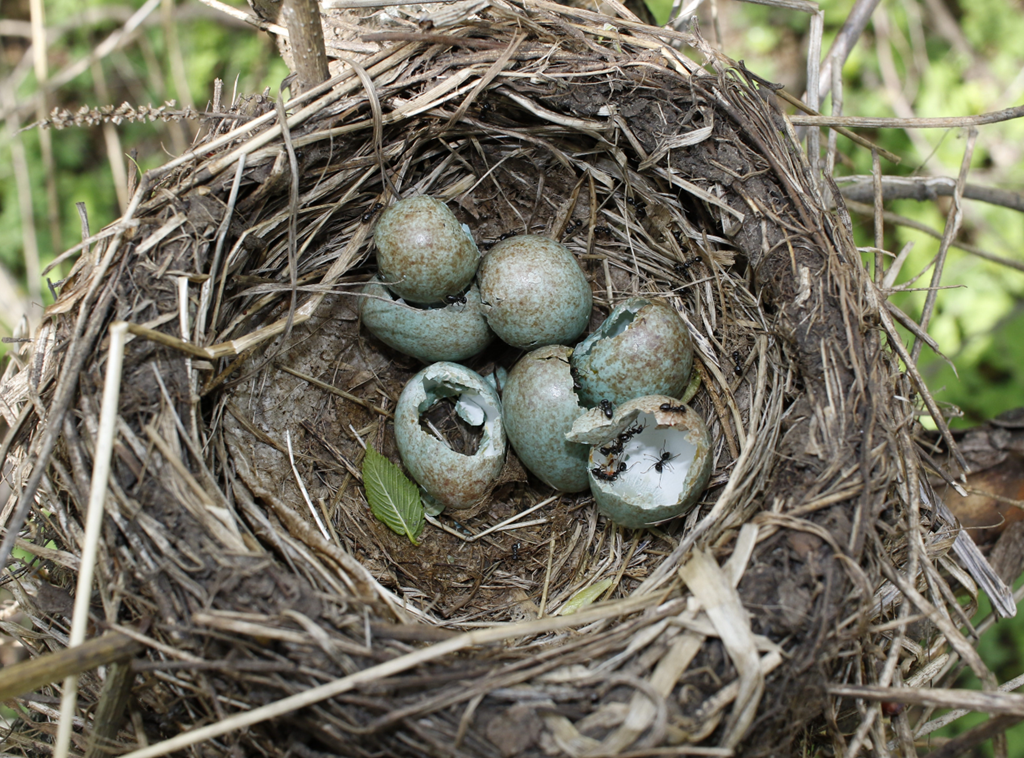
[360,277,495,363]
[572,297,693,407]
[566,395,712,529]
[374,196,480,305]
[477,235,592,349]
[394,362,506,510]
[502,345,590,492]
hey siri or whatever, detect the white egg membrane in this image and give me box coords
[591,412,696,507]
[419,371,502,457]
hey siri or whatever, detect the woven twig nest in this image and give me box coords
[1,2,1012,756]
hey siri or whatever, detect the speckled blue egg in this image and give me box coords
[394,362,506,510]
[374,196,480,305]
[360,277,494,363]
[572,297,693,408]
[502,345,590,492]
[476,235,592,349]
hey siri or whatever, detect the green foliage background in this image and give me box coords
[2,0,1023,752]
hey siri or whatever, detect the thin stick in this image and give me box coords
[837,175,1024,214]
[285,430,331,541]
[467,496,556,543]
[54,322,128,758]
[195,0,286,34]
[0,631,143,702]
[843,198,1024,274]
[90,57,129,211]
[910,129,975,364]
[789,105,1024,128]
[815,0,882,102]
[775,88,900,163]
[538,534,557,618]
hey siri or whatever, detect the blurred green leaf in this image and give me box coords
[560,578,614,615]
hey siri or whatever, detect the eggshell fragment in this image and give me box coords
[502,345,590,492]
[394,363,506,510]
[567,395,712,529]
[477,235,592,349]
[374,196,480,305]
[572,297,693,407]
[360,277,494,363]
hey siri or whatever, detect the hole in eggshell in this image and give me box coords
[418,397,483,456]
[380,283,472,312]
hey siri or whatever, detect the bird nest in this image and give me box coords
[0,2,1014,756]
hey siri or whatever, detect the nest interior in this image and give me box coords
[0,2,1009,757]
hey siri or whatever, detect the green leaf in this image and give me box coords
[362,446,425,545]
[560,578,615,615]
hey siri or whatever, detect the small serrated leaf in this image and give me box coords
[362,446,425,545]
[560,578,615,615]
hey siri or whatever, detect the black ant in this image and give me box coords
[600,439,624,457]
[445,293,468,306]
[598,399,614,418]
[732,350,743,375]
[659,403,687,413]
[625,195,646,220]
[591,462,627,481]
[362,202,384,222]
[563,219,581,238]
[498,231,517,241]
[594,225,611,235]
[646,445,678,475]
[569,364,582,391]
[674,257,701,274]
[480,101,493,113]
[672,230,683,244]
[511,542,521,560]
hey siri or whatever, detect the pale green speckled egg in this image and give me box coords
[572,297,693,408]
[374,196,480,305]
[360,277,495,363]
[477,235,592,349]
[502,345,590,492]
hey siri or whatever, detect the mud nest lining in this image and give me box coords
[0,2,1012,756]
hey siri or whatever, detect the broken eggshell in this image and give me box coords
[394,362,506,510]
[477,235,593,349]
[572,297,693,407]
[567,395,712,529]
[502,345,591,492]
[374,196,480,304]
[359,277,495,363]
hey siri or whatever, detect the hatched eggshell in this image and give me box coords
[573,297,693,407]
[394,362,506,510]
[360,277,495,363]
[570,395,712,529]
[477,235,592,349]
[502,345,590,492]
[374,196,480,305]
